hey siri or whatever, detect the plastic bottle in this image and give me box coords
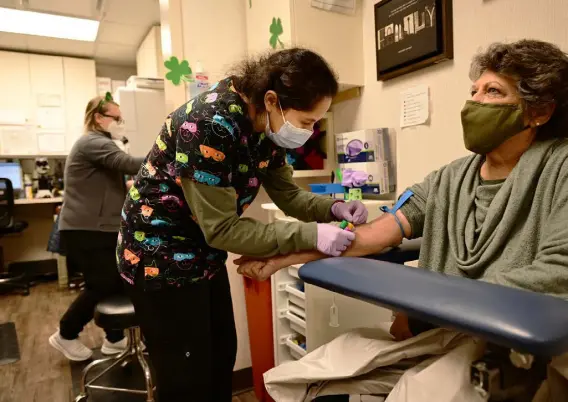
[24,174,33,199]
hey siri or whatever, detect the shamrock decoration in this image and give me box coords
[269,17,284,49]
[164,56,193,86]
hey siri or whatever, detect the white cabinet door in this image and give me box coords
[0,51,32,123]
[305,284,392,352]
[29,54,66,138]
[29,54,65,99]
[131,89,166,158]
[63,57,96,151]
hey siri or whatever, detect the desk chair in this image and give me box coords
[0,178,29,295]
[300,240,568,400]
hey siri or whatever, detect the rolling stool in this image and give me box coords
[75,295,155,402]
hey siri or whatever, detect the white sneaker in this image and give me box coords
[49,330,93,362]
[101,337,128,355]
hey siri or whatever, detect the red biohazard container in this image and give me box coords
[243,277,275,402]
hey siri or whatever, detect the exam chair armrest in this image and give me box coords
[365,239,422,264]
[299,257,568,357]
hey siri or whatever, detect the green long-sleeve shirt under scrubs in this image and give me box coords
[117,77,335,290]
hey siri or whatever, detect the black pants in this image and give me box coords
[59,230,125,343]
[127,268,237,402]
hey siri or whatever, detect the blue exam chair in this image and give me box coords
[299,240,568,399]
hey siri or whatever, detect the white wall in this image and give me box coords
[181,0,248,81]
[179,0,251,371]
[95,63,137,81]
[136,26,165,79]
[334,0,568,192]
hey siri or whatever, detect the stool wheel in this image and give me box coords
[74,395,87,402]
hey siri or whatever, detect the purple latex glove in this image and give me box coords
[317,223,356,257]
[331,201,368,225]
[341,169,368,188]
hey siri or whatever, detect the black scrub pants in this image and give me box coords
[59,230,125,342]
[127,268,237,402]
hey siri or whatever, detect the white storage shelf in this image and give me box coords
[284,335,307,360]
[291,112,336,179]
[266,200,398,366]
[288,264,302,279]
[272,220,309,365]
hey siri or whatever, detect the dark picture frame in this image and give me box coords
[374,0,453,81]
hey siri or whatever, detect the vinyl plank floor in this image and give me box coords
[0,282,258,402]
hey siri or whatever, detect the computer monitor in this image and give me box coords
[0,162,23,193]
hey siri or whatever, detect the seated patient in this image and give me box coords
[236,39,568,340]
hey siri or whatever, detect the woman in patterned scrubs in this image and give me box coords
[117,48,368,401]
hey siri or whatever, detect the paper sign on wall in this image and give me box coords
[37,132,66,154]
[400,85,429,128]
[311,0,356,15]
[1,127,38,155]
[37,107,65,129]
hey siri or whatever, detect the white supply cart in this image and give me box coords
[262,200,396,366]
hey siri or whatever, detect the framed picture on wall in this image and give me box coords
[374,0,453,81]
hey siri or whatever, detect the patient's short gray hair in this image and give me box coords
[470,40,568,139]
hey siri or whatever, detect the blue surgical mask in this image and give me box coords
[266,102,313,148]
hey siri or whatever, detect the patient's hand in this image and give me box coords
[390,312,413,341]
[234,256,285,281]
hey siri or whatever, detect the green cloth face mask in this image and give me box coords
[461,100,529,154]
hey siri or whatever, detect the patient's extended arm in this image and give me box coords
[235,210,411,281]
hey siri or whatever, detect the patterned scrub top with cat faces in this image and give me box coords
[116,77,330,291]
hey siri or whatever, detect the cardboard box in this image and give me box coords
[335,128,396,194]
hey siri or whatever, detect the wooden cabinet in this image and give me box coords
[244,0,364,88]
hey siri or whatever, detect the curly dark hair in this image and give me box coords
[470,39,568,139]
[231,48,338,112]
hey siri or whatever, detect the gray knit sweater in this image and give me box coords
[401,139,568,299]
[60,131,144,233]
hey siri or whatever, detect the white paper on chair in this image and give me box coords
[311,0,356,15]
[37,107,65,129]
[37,132,66,154]
[400,85,429,128]
[1,126,38,155]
